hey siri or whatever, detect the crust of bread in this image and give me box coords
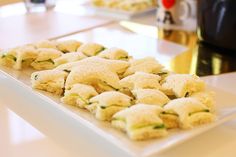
[123,57,163,77]
[162,74,205,98]
[164,98,214,129]
[77,43,105,56]
[57,40,82,53]
[55,56,129,75]
[89,91,132,121]
[132,89,170,107]
[112,104,167,140]
[31,70,68,95]
[159,114,179,129]
[191,91,215,111]
[65,63,120,90]
[31,48,63,70]
[120,72,161,90]
[90,91,132,107]
[34,40,58,49]
[97,47,129,60]
[54,52,87,66]
[61,83,98,108]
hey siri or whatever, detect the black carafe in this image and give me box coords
[198,0,236,51]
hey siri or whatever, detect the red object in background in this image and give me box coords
[162,0,176,9]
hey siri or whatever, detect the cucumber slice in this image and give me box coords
[118,56,129,60]
[94,47,106,55]
[185,92,190,97]
[99,81,118,91]
[2,54,17,61]
[100,104,126,110]
[189,109,210,116]
[162,111,178,116]
[69,93,79,97]
[157,72,168,75]
[63,69,71,73]
[100,106,106,109]
[88,101,98,106]
[68,93,89,106]
[132,123,165,130]
[78,96,89,105]
[112,117,126,122]
[61,49,69,53]
[34,74,39,80]
[153,124,165,129]
[37,59,54,64]
[1,54,6,58]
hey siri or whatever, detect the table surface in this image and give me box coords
[0,1,236,157]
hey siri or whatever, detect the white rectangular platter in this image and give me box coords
[0,65,236,157]
[85,3,156,19]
